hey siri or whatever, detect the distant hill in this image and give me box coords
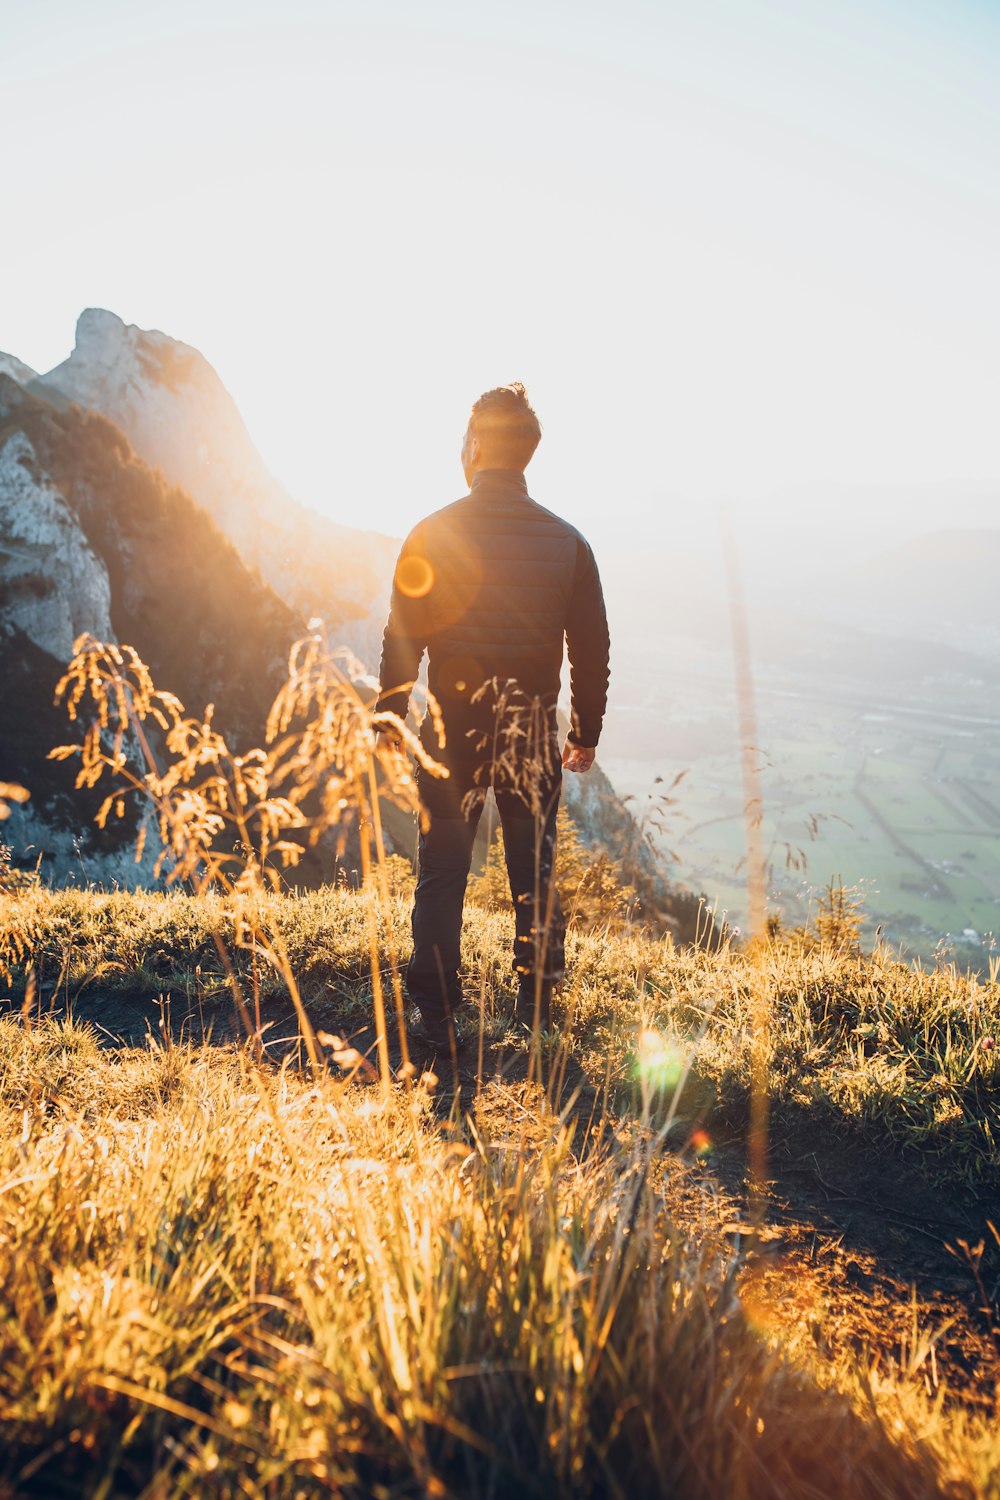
[858,528,999,627]
[811,528,1000,656]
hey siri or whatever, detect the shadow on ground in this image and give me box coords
[4,982,998,1412]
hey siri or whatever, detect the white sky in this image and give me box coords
[2,0,998,555]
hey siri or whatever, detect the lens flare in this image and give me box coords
[396,554,434,598]
[635,1027,687,1091]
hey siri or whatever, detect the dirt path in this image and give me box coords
[664,1131,999,1415]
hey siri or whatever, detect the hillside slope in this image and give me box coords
[0,376,304,883]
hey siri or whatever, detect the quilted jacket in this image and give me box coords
[375,468,610,759]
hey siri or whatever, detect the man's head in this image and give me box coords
[462,382,541,485]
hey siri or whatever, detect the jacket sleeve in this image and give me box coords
[374,532,429,725]
[565,536,610,747]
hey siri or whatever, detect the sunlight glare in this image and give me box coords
[636,1027,688,1092]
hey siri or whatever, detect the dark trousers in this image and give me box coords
[407,756,565,1023]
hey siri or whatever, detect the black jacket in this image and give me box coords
[375,469,610,758]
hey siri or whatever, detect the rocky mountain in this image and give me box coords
[560,753,705,939]
[31,310,396,653]
[0,375,304,885]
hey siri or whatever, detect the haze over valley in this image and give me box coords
[600,523,1000,968]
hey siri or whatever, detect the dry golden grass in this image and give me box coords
[3,884,999,1185]
[2,634,999,1496]
[1,1015,996,1499]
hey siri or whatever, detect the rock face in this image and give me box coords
[560,751,699,937]
[34,310,396,647]
[0,430,113,661]
[0,374,305,887]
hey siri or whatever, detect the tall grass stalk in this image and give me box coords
[45,631,447,1091]
[722,510,771,1215]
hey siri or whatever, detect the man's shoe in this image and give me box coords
[514,980,553,1032]
[409,1009,458,1051]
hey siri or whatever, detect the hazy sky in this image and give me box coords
[3,0,998,552]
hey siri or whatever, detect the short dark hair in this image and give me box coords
[469,382,542,469]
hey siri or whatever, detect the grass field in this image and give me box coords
[2,885,999,1498]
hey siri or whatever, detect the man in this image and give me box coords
[374,383,610,1047]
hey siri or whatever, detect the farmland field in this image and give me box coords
[603,657,1000,970]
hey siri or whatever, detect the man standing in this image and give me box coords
[374,384,610,1047]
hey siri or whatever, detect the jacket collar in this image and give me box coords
[470,468,529,497]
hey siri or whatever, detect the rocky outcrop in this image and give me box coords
[33,310,396,643]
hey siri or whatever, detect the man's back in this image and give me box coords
[376,468,609,760]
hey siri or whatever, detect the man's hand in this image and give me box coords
[562,741,596,774]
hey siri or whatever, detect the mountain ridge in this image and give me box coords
[32,309,397,651]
